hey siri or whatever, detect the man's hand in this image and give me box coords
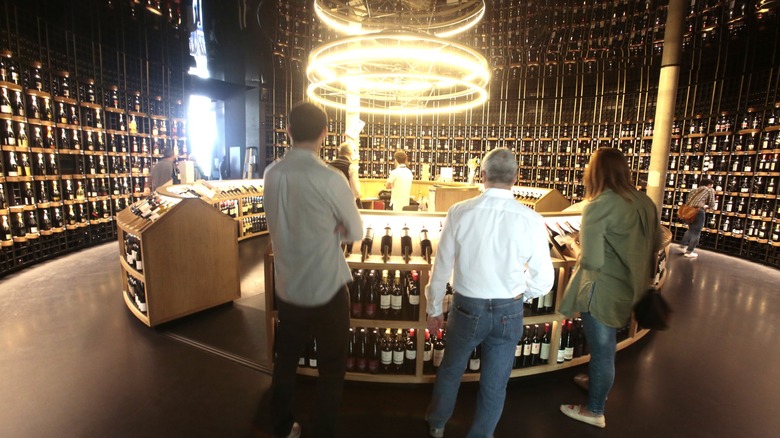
[427,314,444,334]
[335,223,346,237]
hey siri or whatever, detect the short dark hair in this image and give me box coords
[700,178,714,186]
[394,150,407,164]
[288,102,327,143]
[162,145,175,158]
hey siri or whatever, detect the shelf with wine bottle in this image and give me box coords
[116,193,240,327]
[264,209,660,383]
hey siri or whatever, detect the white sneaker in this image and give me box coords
[683,252,698,258]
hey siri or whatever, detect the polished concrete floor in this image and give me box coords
[1,237,779,437]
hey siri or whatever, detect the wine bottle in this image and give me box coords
[379,270,391,319]
[368,328,381,374]
[420,226,432,263]
[564,320,574,361]
[350,270,363,319]
[539,323,551,364]
[380,224,393,262]
[407,270,420,321]
[356,328,368,373]
[364,270,378,319]
[400,224,413,262]
[405,328,417,375]
[380,329,393,373]
[5,120,16,146]
[433,329,445,370]
[521,325,532,367]
[423,329,434,374]
[6,151,19,176]
[2,215,12,241]
[360,226,374,261]
[530,324,541,365]
[556,321,566,364]
[0,88,10,114]
[514,331,524,368]
[390,270,403,319]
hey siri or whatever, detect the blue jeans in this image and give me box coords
[680,208,706,253]
[581,312,616,415]
[427,293,524,437]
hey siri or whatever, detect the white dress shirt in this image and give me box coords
[425,188,555,316]
[387,165,413,211]
[264,148,363,307]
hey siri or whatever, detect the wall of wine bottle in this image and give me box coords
[266,210,656,383]
[0,1,189,277]
[264,1,780,268]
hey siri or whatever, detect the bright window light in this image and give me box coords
[188,95,216,175]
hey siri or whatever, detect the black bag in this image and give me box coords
[633,289,672,330]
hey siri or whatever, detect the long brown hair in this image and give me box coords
[584,147,636,201]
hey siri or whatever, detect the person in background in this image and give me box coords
[558,147,662,429]
[149,146,176,191]
[679,178,715,258]
[264,102,363,438]
[385,150,413,211]
[329,142,361,208]
[424,147,554,438]
[219,155,229,180]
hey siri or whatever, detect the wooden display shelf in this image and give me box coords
[116,196,241,327]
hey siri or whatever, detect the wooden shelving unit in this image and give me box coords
[264,209,658,384]
[116,195,240,327]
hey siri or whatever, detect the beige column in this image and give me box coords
[647,0,687,215]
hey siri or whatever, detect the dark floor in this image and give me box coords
[1,237,779,437]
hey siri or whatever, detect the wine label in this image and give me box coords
[469,359,480,371]
[540,343,551,360]
[423,349,433,361]
[135,260,143,271]
[564,347,574,361]
[381,350,392,365]
[405,350,416,360]
[531,343,541,355]
[298,357,306,366]
[380,295,390,309]
[408,295,419,305]
[392,350,404,365]
[364,304,376,318]
[309,359,317,368]
[556,349,565,363]
[390,295,402,309]
[523,344,532,356]
[515,345,523,357]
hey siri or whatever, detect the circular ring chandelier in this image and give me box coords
[313,0,486,38]
[307,32,490,116]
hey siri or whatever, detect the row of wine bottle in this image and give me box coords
[123,233,143,273]
[349,224,435,263]
[126,273,147,314]
[348,269,420,322]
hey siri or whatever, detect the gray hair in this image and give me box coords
[482,147,517,185]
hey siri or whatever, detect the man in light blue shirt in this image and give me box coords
[264,102,363,438]
[425,147,554,438]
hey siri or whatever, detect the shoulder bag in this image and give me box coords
[677,204,700,223]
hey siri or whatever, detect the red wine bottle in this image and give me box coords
[433,329,446,370]
[423,329,434,374]
[419,226,433,263]
[390,270,403,319]
[530,324,541,366]
[380,224,393,262]
[368,328,381,374]
[404,328,417,375]
[379,270,391,319]
[400,224,413,262]
[350,270,363,319]
[468,346,481,373]
[520,325,532,367]
[356,328,368,373]
[360,226,374,261]
[364,270,378,319]
[539,323,551,364]
[556,320,566,364]
[346,328,356,372]
[380,329,393,374]
[564,320,574,361]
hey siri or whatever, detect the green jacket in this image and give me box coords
[559,189,661,328]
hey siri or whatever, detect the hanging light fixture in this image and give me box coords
[313,0,486,38]
[307,0,489,116]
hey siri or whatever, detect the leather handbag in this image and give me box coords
[677,205,700,223]
[633,288,672,330]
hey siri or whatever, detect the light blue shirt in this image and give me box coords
[425,188,555,316]
[264,147,363,307]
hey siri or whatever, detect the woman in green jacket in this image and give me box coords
[559,147,661,429]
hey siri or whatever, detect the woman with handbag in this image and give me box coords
[558,147,662,428]
[678,178,715,258]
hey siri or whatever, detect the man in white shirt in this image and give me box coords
[264,102,363,438]
[385,150,413,211]
[424,147,554,438]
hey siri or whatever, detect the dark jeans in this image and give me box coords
[271,287,350,437]
[681,208,706,253]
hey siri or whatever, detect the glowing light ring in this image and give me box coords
[314,0,485,38]
[307,33,490,116]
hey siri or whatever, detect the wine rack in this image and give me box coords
[116,193,239,326]
[264,210,660,384]
[0,1,189,278]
